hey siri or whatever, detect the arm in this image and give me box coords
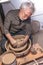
[18,23,32,46]
[23,35,29,43]
[4,12,17,47]
[5,33,17,47]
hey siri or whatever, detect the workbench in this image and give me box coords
[0,43,43,65]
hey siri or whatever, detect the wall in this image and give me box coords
[2,2,15,15]
[0,0,10,3]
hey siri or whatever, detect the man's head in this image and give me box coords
[19,1,35,20]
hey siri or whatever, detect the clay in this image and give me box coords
[5,35,26,49]
[9,43,27,52]
[5,41,27,52]
[5,39,31,57]
[13,39,31,57]
[5,35,27,52]
[12,35,26,47]
[30,48,37,55]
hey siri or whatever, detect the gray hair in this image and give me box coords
[20,1,35,14]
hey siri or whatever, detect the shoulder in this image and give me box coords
[6,9,19,17]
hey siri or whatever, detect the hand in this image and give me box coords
[16,40,25,47]
[16,35,29,47]
[10,39,17,47]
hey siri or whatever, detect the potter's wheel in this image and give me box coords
[5,35,31,57]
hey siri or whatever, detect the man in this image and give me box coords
[1,1,35,51]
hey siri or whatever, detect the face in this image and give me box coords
[23,7,32,19]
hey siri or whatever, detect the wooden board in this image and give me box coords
[16,43,43,65]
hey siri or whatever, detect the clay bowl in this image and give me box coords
[5,39,31,58]
[5,39,31,57]
[5,35,26,49]
[2,51,17,65]
[5,35,28,52]
[5,41,27,52]
[12,35,26,48]
[13,39,31,57]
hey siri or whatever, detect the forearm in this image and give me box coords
[23,35,29,43]
[5,33,17,47]
[5,33,16,43]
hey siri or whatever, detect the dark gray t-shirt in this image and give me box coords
[4,9,32,36]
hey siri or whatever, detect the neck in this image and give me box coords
[19,10,24,20]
